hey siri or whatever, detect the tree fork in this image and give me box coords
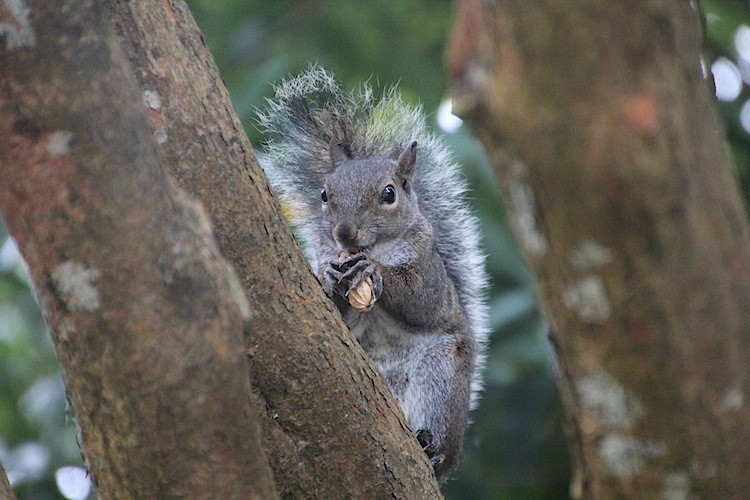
[1,0,441,497]
[449,0,750,497]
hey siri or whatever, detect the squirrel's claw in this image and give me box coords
[337,253,366,270]
[342,259,383,301]
[340,258,370,283]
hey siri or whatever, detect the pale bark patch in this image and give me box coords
[0,0,35,49]
[563,275,612,324]
[663,471,693,500]
[598,434,667,477]
[576,371,643,430]
[52,261,101,312]
[47,131,73,156]
[569,240,615,271]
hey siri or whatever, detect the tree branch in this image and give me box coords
[0,1,275,497]
[102,0,441,496]
[0,461,15,500]
[449,0,750,497]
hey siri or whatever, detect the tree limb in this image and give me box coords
[0,461,15,500]
[102,0,441,496]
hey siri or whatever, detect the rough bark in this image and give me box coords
[448,0,750,498]
[0,461,15,500]
[95,0,442,497]
[0,1,276,497]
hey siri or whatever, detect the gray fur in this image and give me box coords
[258,66,488,478]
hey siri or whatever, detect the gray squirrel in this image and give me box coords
[258,67,488,479]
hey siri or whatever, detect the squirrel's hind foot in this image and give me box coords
[416,428,444,465]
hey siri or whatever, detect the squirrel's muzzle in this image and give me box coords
[333,222,360,251]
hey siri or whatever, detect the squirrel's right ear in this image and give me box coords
[396,141,417,179]
[330,141,349,167]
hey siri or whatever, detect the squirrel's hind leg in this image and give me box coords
[401,333,473,479]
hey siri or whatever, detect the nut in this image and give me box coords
[337,251,377,312]
[348,276,376,312]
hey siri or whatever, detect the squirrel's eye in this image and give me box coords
[380,185,396,204]
[321,189,328,203]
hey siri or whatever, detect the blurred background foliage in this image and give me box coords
[2,1,750,498]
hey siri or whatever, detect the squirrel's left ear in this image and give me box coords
[396,141,417,180]
[330,140,349,167]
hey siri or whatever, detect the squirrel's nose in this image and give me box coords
[333,222,359,248]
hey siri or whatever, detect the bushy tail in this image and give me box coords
[258,66,488,408]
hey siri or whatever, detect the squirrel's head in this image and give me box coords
[321,141,420,254]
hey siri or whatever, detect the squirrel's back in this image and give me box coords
[258,66,488,409]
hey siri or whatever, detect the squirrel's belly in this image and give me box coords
[347,306,416,352]
[347,306,434,405]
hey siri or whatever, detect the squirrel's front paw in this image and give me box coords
[332,253,382,312]
[339,255,383,299]
[322,261,348,298]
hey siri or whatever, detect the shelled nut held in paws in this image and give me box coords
[348,276,376,312]
[337,250,377,312]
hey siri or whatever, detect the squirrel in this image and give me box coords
[258,67,488,479]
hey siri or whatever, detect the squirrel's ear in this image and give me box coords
[396,141,417,179]
[330,141,349,167]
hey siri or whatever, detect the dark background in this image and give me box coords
[1,1,748,498]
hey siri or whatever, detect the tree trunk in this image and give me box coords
[0,2,276,498]
[0,462,15,500]
[1,0,441,497]
[448,0,750,497]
